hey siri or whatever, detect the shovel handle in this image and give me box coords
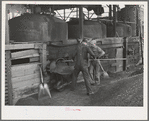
[39,66,44,84]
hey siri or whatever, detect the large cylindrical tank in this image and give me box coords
[67,19,107,39]
[117,5,137,37]
[103,21,132,37]
[9,13,68,42]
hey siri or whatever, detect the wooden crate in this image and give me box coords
[5,42,47,105]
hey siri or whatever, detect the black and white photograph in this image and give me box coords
[1,0,148,120]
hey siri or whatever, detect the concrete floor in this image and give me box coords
[15,65,143,106]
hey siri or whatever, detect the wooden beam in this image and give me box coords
[109,5,112,20]
[79,6,84,39]
[11,62,40,72]
[11,67,39,78]
[29,57,40,62]
[11,49,39,59]
[11,53,39,60]
[12,77,40,89]
[64,9,65,20]
[5,7,13,105]
[123,37,128,70]
[5,8,9,44]
[5,44,35,50]
[97,43,123,49]
[12,72,40,84]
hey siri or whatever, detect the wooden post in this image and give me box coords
[109,5,112,20]
[88,10,89,20]
[76,8,78,18]
[123,37,128,70]
[79,6,84,39]
[64,9,65,21]
[5,7,13,105]
[113,5,117,37]
[136,5,139,36]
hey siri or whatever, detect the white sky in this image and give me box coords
[55,4,125,21]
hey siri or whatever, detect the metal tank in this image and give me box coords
[117,5,137,37]
[9,13,68,42]
[103,21,132,37]
[67,18,107,39]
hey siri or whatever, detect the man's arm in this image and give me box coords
[87,46,96,58]
[96,46,105,58]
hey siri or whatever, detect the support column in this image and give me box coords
[79,6,83,39]
[5,7,13,105]
[64,9,65,21]
[123,37,128,71]
[88,10,89,20]
[76,8,78,18]
[109,5,112,20]
[113,5,117,37]
[136,5,139,36]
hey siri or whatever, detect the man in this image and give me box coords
[71,38,96,95]
[88,40,105,85]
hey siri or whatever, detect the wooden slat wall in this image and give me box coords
[11,62,41,104]
[5,42,45,105]
[5,53,9,105]
[5,51,13,105]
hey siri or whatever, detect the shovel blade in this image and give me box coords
[102,72,109,78]
[44,83,52,98]
[38,83,51,100]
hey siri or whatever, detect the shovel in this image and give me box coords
[97,60,109,78]
[38,66,51,100]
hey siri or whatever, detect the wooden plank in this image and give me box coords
[11,62,40,72]
[97,43,123,49]
[13,83,39,99]
[34,43,43,49]
[11,67,39,78]
[111,62,123,67]
[12,77,40,89]
[11,49,39,59]
[96,38,123,44]
[12,72,40,84]
[5,44,35,50]
[11,53,39,60]
[29,57,40,62]
[5,9,9,44]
